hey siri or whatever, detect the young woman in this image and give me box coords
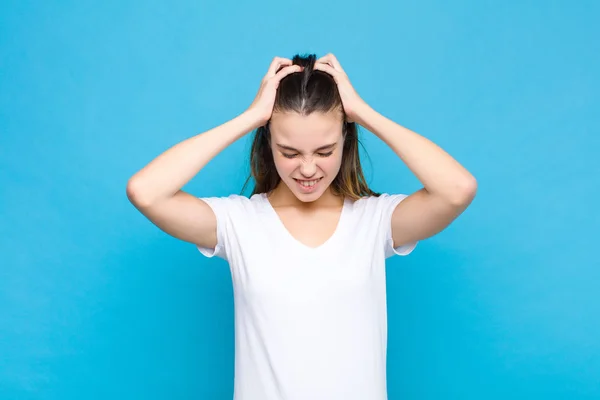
[127,53,477,400]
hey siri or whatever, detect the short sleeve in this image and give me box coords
[379,193,418,258]
[196,196,231,261]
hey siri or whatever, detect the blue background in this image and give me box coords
[1,0,599,398]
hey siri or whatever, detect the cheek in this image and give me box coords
[273,156,297,174]
[324,154,343,173]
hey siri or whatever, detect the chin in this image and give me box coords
[294,191,323,203]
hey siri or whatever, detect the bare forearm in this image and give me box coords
[127,110,261,206]
[355,103,477,203]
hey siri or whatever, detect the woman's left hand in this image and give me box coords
[314,53,367,124]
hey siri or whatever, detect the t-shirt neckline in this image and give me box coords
[259,192,349,252]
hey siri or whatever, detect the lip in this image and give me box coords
[294,177,323,193]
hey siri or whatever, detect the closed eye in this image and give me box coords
[318,151,333,157]
[283,151,333,159]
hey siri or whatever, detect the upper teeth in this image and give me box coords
[299,179,318,187]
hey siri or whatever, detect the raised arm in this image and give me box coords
[315,53,477,248]
[126,57,303,248]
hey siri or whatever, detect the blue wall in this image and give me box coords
[1,1,599,398]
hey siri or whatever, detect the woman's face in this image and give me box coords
[268,111,344,203]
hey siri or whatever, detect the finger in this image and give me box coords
[267,57,292,77]
[269,58,292,77]
[317,54,344,72]
[313,62,339,79]
[271,64,303,83]
[316,55,331,67]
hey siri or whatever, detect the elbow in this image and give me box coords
[452,176,478,206]
[126,177,153,208]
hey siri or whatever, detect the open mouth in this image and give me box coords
[294,177,323,192]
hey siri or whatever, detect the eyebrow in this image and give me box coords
[275,142,337,152]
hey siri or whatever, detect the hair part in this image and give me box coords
[241,53,379,200]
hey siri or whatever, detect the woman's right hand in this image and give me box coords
[246,57,303,126]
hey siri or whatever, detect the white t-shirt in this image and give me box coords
[197,192,417,400]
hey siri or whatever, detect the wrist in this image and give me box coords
[242,108,268,131]
[352,100,375,127]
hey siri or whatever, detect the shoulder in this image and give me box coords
[349,193,409,213]
[199,193,266,214]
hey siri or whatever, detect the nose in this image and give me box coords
[299,159,317,178]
